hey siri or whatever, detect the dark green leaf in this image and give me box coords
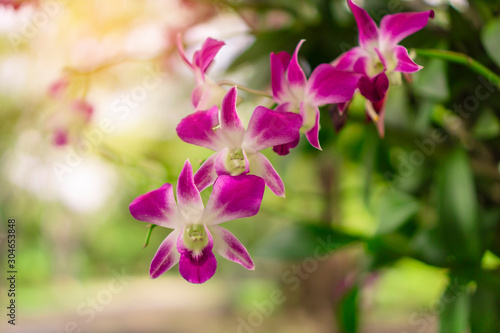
[470,282,499,333]
[335,286,359,333]
[481,16,500,69]
[439,277,469,333]
[436,149,481,262]
[254,223,360,260]
[376,191,420,235]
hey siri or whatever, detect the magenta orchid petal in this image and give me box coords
[270,51,292,102]
[331,47,367,73]
[300,103,322,150]
[191,84,204,109]
[53,128,69,146]
[307,64,362,106]
[210,225,254,270]
[129,183,177,228]
[176,105,222,151]
[219,87,245,144]
[273,135,300,156]
[204,175,265,225]
[286,39,307,89]
[338,101,350,115]
[177,226,217,284]
[192,37,225,78]
[348,0,379,48]
[358,72,389,103]
[243,106,303,153]
[248,153,286,197]
[149,229,181,279]
[214,147,250,176]
[394,45,422,73]
[176,160,204,221]
[379,10,435,48]
[194,154,219,192]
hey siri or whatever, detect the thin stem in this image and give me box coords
[143,224,156,248]
[414,49,500,90]
[218,80,273,98]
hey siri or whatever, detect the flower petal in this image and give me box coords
[129,183,178,228]
[379,10,434,48]
[176,105,223,151]
[348,0,379,48]
[210,225,254,270]
[219,87,245,146]
[177,160,204,222]
[177,227,217,284]
[192,37,225,78]
[203,175,265,224]
[270,51,292,103]
[307,64,361,106]
[300,103,322,150]
[273,136,300,156]
[331,47,367,73]
[150,229,181,279]
[248,153,285,197]
[286,40,307,89]
[242,106,303,153]
[394,45,422,73]
[194,154,219,192]
[358,72,389,103]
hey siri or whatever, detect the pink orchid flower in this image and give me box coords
[47,78,93,146]
[176,86,302,197]
[270,40,361,154]
[0,0,37,10]
[129,160,265,284]
[177,35,228,110]
[332,0,434,136]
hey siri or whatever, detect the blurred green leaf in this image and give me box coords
[471,108,500,140]
[254,223,360,260]
[439,278,469,333]
[336,285,359,333]
[481,17,500,69]
[436,149,481,263]
[413,58,449,101]
[376,191,420,235]
[470,283,499,333]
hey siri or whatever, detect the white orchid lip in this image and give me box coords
[183,224,209,256]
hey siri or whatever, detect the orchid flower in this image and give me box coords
[332,0,434,136]
[129,160,265,284]
[270,40,361,154]
[0,0,37,9]
[177,35,228,110]
[177,86,302,197]
[47,78,93,146]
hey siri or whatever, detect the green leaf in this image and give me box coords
[436,149,481,262]
[439,277,469,333]
[376,191,420,235]
[470,283,499,333]
[335,286,359,333]
[254,223,360,260]
[481,17,500,69]
[472,108,500,140]
[413,58,449,101]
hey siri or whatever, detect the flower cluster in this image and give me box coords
[129,0,433,283]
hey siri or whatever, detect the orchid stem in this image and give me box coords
[143,224,156,248]
[414,49,500,90]
[218,80,272,98]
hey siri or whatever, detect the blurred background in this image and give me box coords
[0,0,499,332]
